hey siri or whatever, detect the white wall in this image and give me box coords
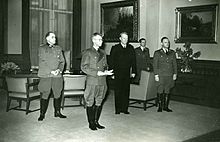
[159,0,220,61]
[82,0,220,60]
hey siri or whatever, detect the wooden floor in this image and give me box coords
[0,89,220,142]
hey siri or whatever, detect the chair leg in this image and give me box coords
[143,102,147,111]
[19,100,22,108]
[82,97,86,109]
[61,97,65,110]
[79,97,83,106]
[155,98,158,107]
[6,97,11,112]
[26,100,30,115]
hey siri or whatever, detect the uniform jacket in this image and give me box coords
[38,44,65,78]
[109,43,136,77]
[81,47,108,85]
[135,46,151,71]
[153,48,177,77]
[133,47,151,83]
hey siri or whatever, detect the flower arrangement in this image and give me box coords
[0,62,20,75]
[176,42,201,73]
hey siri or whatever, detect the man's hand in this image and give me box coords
[97,71,105,76]
[155,75,159,82]
[104,69,114,76]
[51,69,61,76]
[173,74,177,81]
[131,73,135,78]
[98,70,114,76]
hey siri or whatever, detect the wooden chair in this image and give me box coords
[129,71,157,110]
[5,77,40,114]
[61,75,86,109]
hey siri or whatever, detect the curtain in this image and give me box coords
[29,0,73,67]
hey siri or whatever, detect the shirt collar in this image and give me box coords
[140,46,145,51]
[93,46,99,51]
[121,43,126,48]
[162,48,168,53]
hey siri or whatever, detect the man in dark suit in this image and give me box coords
[81,33,113,130]
[109,32,136,114]
[153,37,177,112]
[133,38,151,84]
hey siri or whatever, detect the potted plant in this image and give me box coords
[0,62,20,75]
[176,42,201,73]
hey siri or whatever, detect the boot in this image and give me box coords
[86,106,97,130]
[157,93,163,112]
[38,99,49,121]
[94,105,105,129]
[163,93,173,112]
[54,98,67,118]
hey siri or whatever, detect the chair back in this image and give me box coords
[139,71,150,93]
[6,77,27,93]
[63,75,86,90]
[64,50,71,71]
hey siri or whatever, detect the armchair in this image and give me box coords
[61,75,86,109]
[5,77,40,114]
[129,71,157,110]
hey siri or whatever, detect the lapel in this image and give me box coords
[92,47,104,62]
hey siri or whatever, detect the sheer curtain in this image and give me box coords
[29,0,73,68]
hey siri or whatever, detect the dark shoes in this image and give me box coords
[122,111,130,114]
[157,93,173,112]
[38,99,48,121]
[54,98,67,118]
[54,111,67,118]
[115,110,130,114]
[38,114,45,121]
[95,121,105,129]
[89,122,97,131]
[163,107,173,112]
[157,107,162,112]
[115,111,120,114]
[87,105,105,131]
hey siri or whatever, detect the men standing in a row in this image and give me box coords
[133,38,151,84]
[81,33,113,130]
[38,32,67,121]
[153,37,177,112]
[109,32,136,114]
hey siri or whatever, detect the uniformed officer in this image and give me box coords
[133,38,151,84]
[153,37,177,112]
[38,31,67,121]
[81,33,113,130]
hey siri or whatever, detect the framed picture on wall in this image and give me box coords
[175,4,218,43]
[101,0,138,42]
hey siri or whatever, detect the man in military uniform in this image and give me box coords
[38,31,67,121]
[133,38,151,84]
[153,37,177,112]
[81,33,113,130]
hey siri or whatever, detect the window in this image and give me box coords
[29,0,73,67]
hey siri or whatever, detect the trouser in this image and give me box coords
[114,74,130,112]
[84,85,107,107]
[38,77,63,99]
[38,77,64,117]
[156,76,174,94]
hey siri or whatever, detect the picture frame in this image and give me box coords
[175,4,218,43]
[101,0,138,42]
